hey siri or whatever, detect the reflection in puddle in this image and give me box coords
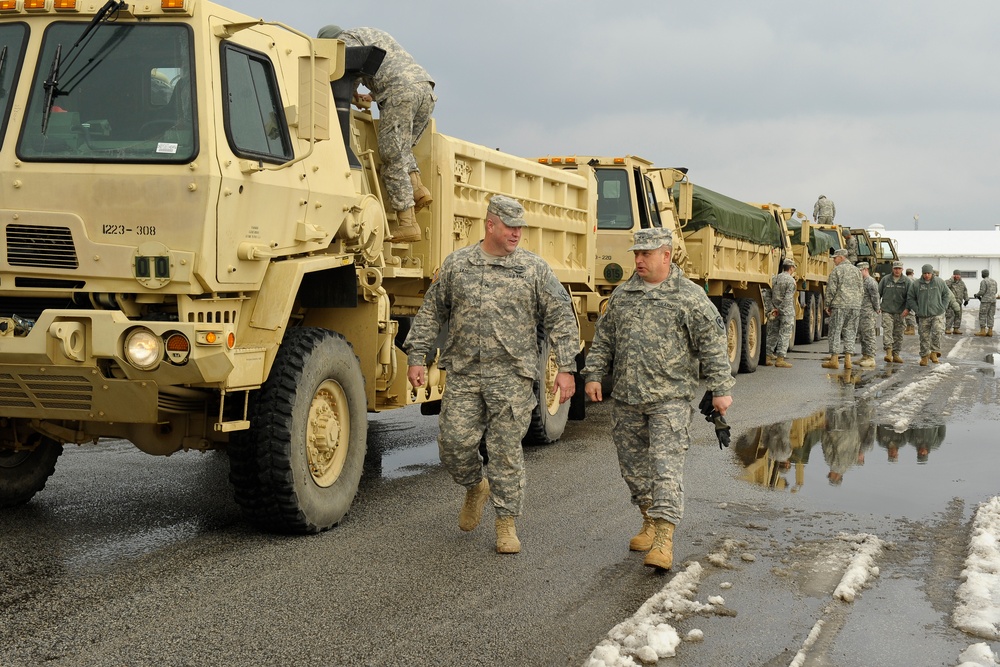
[732,404,997,519]
[378,441,440,480]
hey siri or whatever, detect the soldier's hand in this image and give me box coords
[585,381,603,403]
[407,365,426,389]
[713,395,733,416]
[553,372,575,404]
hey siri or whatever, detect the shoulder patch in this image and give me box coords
[715,315,725,333]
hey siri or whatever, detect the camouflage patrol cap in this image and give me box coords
[318,25,344,39]
[857,262,870,270]
[905,267,914,275]
[487,195,526,227]
[782,258,797,269]
[892,261,904,268]
[832,248,849,258]
[628,227,673,251]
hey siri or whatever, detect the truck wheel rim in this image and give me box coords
[306,380,350,488]
[727,319,739,360]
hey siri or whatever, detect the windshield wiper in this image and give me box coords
[40,0,126,135]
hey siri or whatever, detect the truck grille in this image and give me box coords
[0,373,93,411]
[5,224,79,269]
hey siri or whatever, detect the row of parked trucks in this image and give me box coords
[0,0,898,533]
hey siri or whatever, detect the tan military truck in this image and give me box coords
[0,0,596,532]
[537,156,780,376]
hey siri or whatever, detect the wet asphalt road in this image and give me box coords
[1,319,998,667]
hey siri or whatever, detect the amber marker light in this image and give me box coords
[205,332,217,344]
[0,1,20,12]
[54,0,78,10]
[23,0,47,10]
[227,332,235,349]
[161,0,187,10]
[613,157,626,164]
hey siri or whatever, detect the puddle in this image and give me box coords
[375,441,440,480]
[732,405,997,520]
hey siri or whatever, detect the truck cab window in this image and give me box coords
[643,174,662,228]
[16,22,196,163]
[1,25,28,150]
[221,45,291,163]
[596,169,633,230]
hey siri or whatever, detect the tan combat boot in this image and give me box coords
[764,355,775,367]
[643,519,676,570]
[859,355,876,368]
[989,328,994,337]
[843,354,853,370]
[821,355,840,369]
[884,348,893,363]
[975,328,987,336]
[390,207,422,243]
[953,328,962,335]
[495,516,521,554]
[629,506,656,552]
[458,478,490,531]
[774,357,793,368]
[892,352,904,363]
[409,171,433,211]
[904,326,916,335]
[919,356,929,366]
[930,351,940,363]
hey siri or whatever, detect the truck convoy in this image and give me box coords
[0,0,896,533]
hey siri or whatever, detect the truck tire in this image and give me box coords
[0,435,62,507]
[796,293,815,345]
[229,327,368,534]
[721,299,742,377]
[738,298,761,373]
[816,293,827,339]
[523,329,570,445]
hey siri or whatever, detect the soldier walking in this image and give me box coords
[903,268,917,334]
[879,261,910,363]
[405,195,579,554]
[765,259,797,368]
[856,262,881,368]
[973,269,998,336]
[583,228,734,571]
[822,249,862,370]
[945,270,969,334]
[906,264,950,366]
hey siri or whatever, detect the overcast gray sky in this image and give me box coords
[238,1,1000,232]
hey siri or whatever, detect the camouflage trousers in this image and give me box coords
[438,370,535,518]
[765,311,794,357]
[905,311,916,329]
[979,300,996,329]
[817,215,834,225]
[827,307,859,356]
[945,299,963,330]
[857,309,878,358]
[377,81,436,212]
[917,315,945,358]
[610,398,692,525]
[882,312,905,352]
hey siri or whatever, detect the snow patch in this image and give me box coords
[956,642,1000,667]
[953,496,1000,640]
[833,533,886,602]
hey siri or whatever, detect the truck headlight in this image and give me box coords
[124,328,163,370]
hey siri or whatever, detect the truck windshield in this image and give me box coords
[17,22,195,163]
[596,169,634,230]
[0,24,29,149]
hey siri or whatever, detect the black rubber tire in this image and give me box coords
[796,293,815,345]
[229,327,368,534]
[816,293,827,339]
[523,329,570,446]
[721,299,742,377]
[738,298,761,374]
[0,435,62,507]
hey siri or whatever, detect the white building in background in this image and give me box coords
[872,224,1000,297]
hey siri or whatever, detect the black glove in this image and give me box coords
[965,300,969,306]
[975,294,981,300]
[698,389,732,449]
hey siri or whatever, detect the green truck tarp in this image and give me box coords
[675,184,784,248]
[787,219,836,256]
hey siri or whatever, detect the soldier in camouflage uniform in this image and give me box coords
[855,262,881,368]
[973,269,998,336]
[878,260,910,363]
[822,403,862,486]
[842,229,859,265]
[813,195,836,225]
[905,264,950,365]
[822,249,863,370]
[582,227,734,571]
[903,268,917,334]
[945,270,969,334]
[319,25,436,242]
[404,196,579,554]
[764,259,797,368]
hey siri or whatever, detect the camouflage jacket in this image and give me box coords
[844,235,859,262]
[404,244,579,380]
[770,272,796,316]
[813,197,836,219]
[976,277,998,301]
[878,274,911,314]
[826,261,863,308]
[582,266,735,405]
[861,275,881,313]
[906,275,950,317]
[946,277,969,302]
[337,27,434,104]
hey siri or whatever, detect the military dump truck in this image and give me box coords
[0,0,600,533]
[843,227,899,278]
[537,156,781,376]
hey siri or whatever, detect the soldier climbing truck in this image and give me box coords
[0,0,600,533]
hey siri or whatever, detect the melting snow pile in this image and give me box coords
[833,533,885,602]
[953,496,1000,640]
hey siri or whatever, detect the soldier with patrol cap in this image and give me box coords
[765,258,797,368]
[903,268,917,334]
[878,260,910,363]
[822,248,862,370]
[974,269,998,336]
[945,269,968,334]
[405,195,580,554]
[583,227,734,571]
[856,262,881,368]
